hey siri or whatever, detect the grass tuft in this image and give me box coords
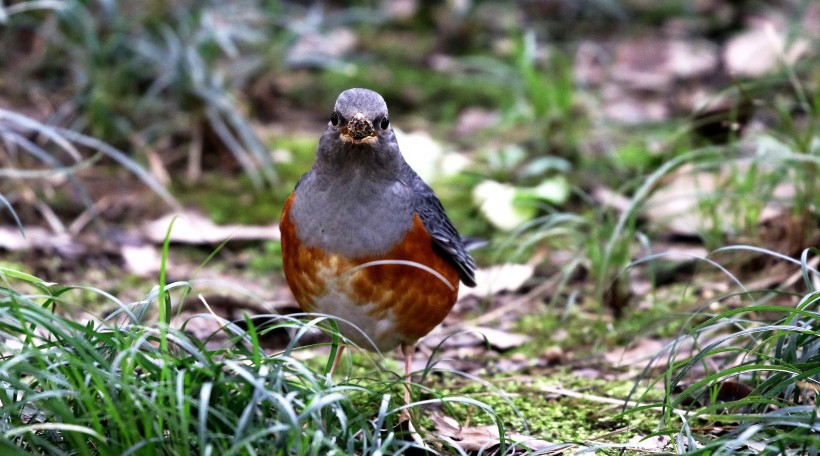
[626,247,820,453]
[0,264,510,454]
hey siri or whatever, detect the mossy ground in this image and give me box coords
[290,338,665,447]
[429,374,662,444]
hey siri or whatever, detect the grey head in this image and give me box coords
[313,88,403,178]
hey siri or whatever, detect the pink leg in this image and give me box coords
[328,345,346,377]
[400,343,425,445]
[400,343,415,422]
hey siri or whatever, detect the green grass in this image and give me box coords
[0,264,515,454]
[622,247,820,453]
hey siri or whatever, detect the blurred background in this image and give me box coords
[2,0,817,302]
[1,0,818,323]
[1,0,819,449]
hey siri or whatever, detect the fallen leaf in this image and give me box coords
[120,244,162,276]
[0,226,73,252]
[628,434,672,451]
[431,411,558,453]
[610,37,717,90]
[667,39,719,79]
[465,326,532,351]
[611,36,675,90]
[472,180,532,231]
[142,212,279,244]
[395,128,469,182]
[724,22,809,77]
[419,326,530,354]
[458,264,534,299]
[455,108,500,137]
[603,337,668,367]
[286,27,357,68]
[472,177,570,232]
[602,85,669,124]
[592,186,633,215]
[643,163,720,236]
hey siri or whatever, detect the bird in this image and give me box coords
[280,88,476,417]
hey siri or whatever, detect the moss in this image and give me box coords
[268,135,319,184]
[514,310,610,355]
[429,372,661,444]
[245,241,284,273]
[175,175,277,225]
[513,291,696,360]
[318,344,663,444]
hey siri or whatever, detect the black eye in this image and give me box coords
[380,116,389,130]
[330,111,339,126]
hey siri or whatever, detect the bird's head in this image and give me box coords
[330,88,391,145]
[311,88,408,181]
[316,88,401,165]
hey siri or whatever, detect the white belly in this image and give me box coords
[310,285,405,352]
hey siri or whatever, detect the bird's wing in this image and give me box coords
[404,165,477,287]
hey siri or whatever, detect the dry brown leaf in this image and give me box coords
[592,186,633,215]
[120,244,162,276]
[602,86,669,124]
[611,37,717,90]
[455,108,500,137]
[418,326,530,360]
[667,39,719,79]
[643,164,718,236]
[431,411,557,453]
[286,27,356,66]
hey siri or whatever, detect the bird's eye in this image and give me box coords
[330,111,339,126]
[380,116,389,130]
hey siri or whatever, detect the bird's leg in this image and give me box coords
[328,344,346,377]
[400,343,415,422]
[400,342,425,446]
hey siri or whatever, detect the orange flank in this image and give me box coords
[280,192,460,347]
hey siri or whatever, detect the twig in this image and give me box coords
[535,385,685,416]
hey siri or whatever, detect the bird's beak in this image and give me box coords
[341,113,377,144]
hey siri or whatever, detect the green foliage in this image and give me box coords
[625,248,820,453]
[512,31,579,156]
[248,240,284,272]
[0,0,277,187]
[0,265,509,454]
[176,174,280,225]
[0,107,179,223]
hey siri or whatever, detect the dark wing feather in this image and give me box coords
[403,164,477,287]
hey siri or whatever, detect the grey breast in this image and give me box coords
[289,167,416,258]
